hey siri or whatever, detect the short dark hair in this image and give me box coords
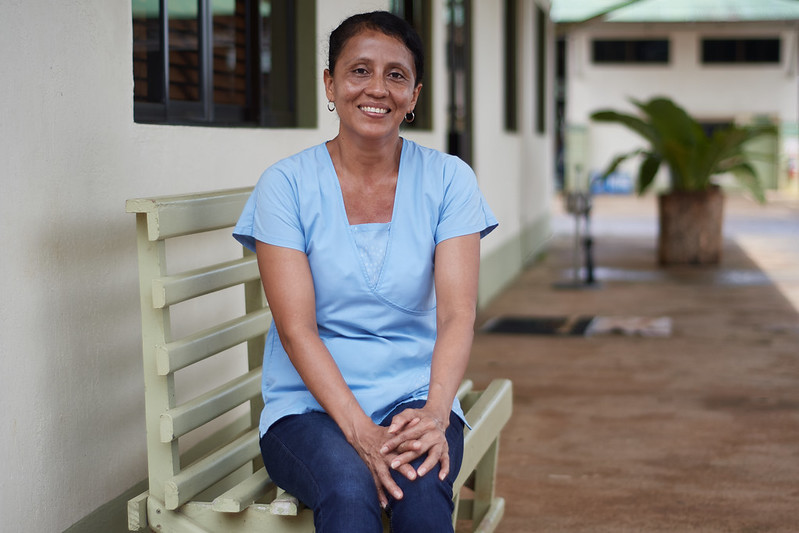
[328,11,424,86]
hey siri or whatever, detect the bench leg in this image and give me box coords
[472,439,499,523]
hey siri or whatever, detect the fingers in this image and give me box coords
[375,483,388,509]
[387,411,420,434]
[374,462,404,502]
[416,439,449,479]
[382,413,438,454]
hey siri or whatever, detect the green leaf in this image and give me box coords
[637,153,661,194]
[590,110,657,146]
[589,96,777,198]
[728,161,766,203]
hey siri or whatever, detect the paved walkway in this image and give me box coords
[466,193,799,532]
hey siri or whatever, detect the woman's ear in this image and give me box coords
[324,69,335,102]
[410,83,422,111]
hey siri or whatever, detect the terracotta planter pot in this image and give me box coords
[657,187,724,265]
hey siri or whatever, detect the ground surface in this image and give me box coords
[466,193,799,532]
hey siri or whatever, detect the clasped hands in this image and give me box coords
[351,405,450,508]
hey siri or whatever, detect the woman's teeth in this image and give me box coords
[361,106,388,114]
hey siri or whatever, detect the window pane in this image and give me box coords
[133,0,163,104]
[391,0,432,130]
[635,40,668,62]
[702,38,780,63]
[593,39,669,63]
[169,0,201,102]
[504,0,518,132]
[745,39,780,62]
[132,0,316,127]
[261,0,297,126]
[213,0,247,106]
[535,6,546,134]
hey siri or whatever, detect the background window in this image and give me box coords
[390,0,433,130]
[132,0,316,127]
[535,5,546,134]
[592,39,669,64]
[504,0,518,132]
[702,38,780,64]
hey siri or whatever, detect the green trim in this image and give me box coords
[63,479,148,533]
[478,213,550,307]
[296,0,317,128]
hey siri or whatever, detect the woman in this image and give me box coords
[233,11,497,532]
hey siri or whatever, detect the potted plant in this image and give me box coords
[590,96,776,264]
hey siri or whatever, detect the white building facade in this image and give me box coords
[555,2,799,196]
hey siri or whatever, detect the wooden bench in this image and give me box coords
[126,187,512,532]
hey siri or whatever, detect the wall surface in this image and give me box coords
[0,1,554,531]
[562,21,798,190]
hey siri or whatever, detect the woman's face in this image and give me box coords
[325,29,421,143]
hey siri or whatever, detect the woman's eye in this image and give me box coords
[389,72,406,80]
[353,68,368,75]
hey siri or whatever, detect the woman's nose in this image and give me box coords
[365,75,389,96]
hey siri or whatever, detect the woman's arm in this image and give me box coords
[381,232,481,479]
[255,241,408,505]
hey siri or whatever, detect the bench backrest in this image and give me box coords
[127,187,268,510]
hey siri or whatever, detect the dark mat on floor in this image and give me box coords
[481,316,595,336]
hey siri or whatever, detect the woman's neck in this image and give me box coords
[327,134,402,185]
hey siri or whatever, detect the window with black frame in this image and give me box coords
[701,38,780,64]
[504,0,518,132]
[132,0,316,127]
[592,38,669,64]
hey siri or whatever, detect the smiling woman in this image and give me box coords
[324,29,421,155]
[231,10,498,533]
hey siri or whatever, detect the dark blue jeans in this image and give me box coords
[259,400,464,532]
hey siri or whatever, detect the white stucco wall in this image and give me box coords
[0,1,552,530]
[472,0,555,259]
[563,21,799,189]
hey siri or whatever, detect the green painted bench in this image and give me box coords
[126,188,512,532]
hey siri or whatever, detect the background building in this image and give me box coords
[552,0,799,197]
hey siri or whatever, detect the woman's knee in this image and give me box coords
[388,471,455,532]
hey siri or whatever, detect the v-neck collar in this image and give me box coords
[320,139,408,289]
[323,138,406,227]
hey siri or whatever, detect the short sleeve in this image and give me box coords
[233,165,306,253]
[435,157,498,244]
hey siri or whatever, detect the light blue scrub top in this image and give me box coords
[233,139,498,437]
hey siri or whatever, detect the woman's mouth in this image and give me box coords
[360,105,389,114]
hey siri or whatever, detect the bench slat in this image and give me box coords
[153,256,260,309]
[126,188,253,241]
[269,490,301,516]
[212,468,274,513]
[156,308,271,375]
[165,428,260,510]
[161,368,262,442]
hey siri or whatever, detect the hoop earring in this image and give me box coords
[405,111,415,123]
[327,101,336,112]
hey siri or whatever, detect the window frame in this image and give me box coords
[701,37,781,65]
[591,38,670,64]
[390,0,433,131]
[535,5,547,135]
[503,0,519,132]
[132,0,316,128]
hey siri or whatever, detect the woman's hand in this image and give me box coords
[348,417,421,508]
[380,405,451,481]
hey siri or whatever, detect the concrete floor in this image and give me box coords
[466,193,799,532]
